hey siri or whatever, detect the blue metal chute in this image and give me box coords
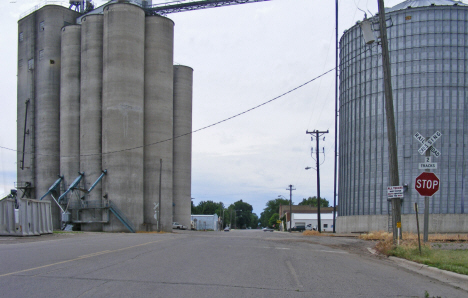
[87,170,107,193]
[40,176,64,200]
[58,172,84,203]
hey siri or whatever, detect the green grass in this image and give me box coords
[53,230,83,234]
[389,245,468,275]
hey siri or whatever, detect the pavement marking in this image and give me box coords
[315,249,348,254]
[0,239,169,278]
[367,247,377,255]
[286,260,303,288]
[275,247,290,250]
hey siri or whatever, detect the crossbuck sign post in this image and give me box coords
[413,131,442,242]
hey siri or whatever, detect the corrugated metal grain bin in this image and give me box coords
[337,0,468,232]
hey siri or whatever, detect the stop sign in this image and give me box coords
[415,172,440,196]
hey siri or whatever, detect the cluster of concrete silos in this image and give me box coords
[17,3,193,232]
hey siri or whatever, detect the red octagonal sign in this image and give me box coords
[415,172,440,197]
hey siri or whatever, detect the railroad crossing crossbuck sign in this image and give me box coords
[414,131,442,157]
[415,172,440,197]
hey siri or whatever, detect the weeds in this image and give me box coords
[363,231,468,275]
[53,230,83,234]
[302,230,331,236]
[359,230,468,242]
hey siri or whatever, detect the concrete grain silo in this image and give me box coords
[16,6,80,228]
[80,14,104,231]
[16,1,193,232]
[143,16,175,232]
[173,65,193,229]
[102,3,145,231]
[60,25,81,192]
[337,0,468,233]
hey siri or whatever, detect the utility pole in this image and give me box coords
[158,159,162,232]
[230,209,233,229]
[306,130,329,233]
[286,185,295,232]
[378,0,401,243]
[423,149,430,242]
[333,0,339,234]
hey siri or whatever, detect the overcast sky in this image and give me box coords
[1,0,417,216]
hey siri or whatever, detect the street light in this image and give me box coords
[358,1,401,243]
[306,166,321,232]
[278,195,289,232]
[279,185,295,233]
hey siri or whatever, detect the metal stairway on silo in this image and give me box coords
[108,202,136,233]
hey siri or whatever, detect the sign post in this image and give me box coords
[387,186,403,240]
[413,131,441,242]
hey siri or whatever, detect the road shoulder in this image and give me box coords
[366,245,468,292]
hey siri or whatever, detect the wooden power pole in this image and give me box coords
[306,130,329,233]
[377,0,401,243]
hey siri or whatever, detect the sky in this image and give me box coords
[0,0,413,216]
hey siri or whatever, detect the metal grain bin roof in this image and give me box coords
[387,0,467,12]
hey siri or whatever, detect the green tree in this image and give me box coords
[298,196,330,207]
[192,200,224,216]
[259,198,290,228]
[268,213,279,229]
[227,200,253,229]
[191,200,199,214]
[249,213,259,229]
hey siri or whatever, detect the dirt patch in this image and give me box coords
[0,232,95,244]
[267,235,378,257]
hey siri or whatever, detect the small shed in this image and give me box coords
[191,214,219,231]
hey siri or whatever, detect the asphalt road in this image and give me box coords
[0,230,466,297]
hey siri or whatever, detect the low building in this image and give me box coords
[279,205,335,218]
[191,214,219,231]
[288,213,335,232]
[279,205,337,231]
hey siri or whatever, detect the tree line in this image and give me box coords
[258,196,330,229]
[191,200,258,229]
[191,196,329,229]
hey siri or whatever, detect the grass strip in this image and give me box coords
[389,245,468,275]
[362,231,468,276]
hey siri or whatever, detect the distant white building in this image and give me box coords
[191,214,219,231]
[288,213,337,232]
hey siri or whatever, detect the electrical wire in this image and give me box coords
[0,68,335,157]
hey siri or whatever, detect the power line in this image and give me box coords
[0,68,335,157]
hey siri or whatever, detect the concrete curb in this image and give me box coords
[388,256,468,292]
[366,247,468,292]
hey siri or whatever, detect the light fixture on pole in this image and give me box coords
[285,185,295,232]
[305,166,321,232]
[359,19,375,44]
[306,130,328,233]
[357,1,401,243]
[278,194,290,232]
